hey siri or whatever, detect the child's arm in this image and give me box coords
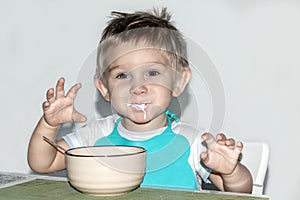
[200,133,253,193]
[27,77,86,173]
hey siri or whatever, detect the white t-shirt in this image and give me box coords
[63,114,211,190]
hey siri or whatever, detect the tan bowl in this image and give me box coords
[65,146,146,196]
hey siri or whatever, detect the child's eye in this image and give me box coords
[146,71,160,77]
[116,73,129,79]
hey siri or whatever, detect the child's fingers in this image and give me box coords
[225,138,236,150]
[201,133,215,145]
[201,133,217,152]
[225,138,236,146]
[46,88,55,103]
[55,77,65,98]
[236,141,243,151]
[42,101,50,111]
[200,152,209,163]
[201,132,213,141]
[216,133,226,140]
[217,133,237,150]
[216,133,226,145]
[66,83,82,99]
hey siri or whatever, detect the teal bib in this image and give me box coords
[94,110,197,189]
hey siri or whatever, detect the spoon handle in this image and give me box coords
[43,136,67,153]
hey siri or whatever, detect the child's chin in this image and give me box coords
[131,114,149,124]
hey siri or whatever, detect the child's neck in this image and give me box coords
[121,113,168,132]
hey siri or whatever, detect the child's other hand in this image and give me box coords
[200,133,242,175]
[42,77,86,127]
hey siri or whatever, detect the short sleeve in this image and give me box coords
[63,132,84,148]
[63,115,117,148]
[172,122,212,185]
[190,133,212,183]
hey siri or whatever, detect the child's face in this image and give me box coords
[96,49,190,131]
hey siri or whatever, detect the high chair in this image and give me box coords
[240,142,270,195]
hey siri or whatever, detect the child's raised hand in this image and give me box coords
[200,133,243,175]
[42,77,86,127]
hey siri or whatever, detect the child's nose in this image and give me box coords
[131,85,147,95]
[130,75,147,95]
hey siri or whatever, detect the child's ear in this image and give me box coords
[172,67,191,97]
[94,75,110,101]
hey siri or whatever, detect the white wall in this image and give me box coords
[1,0,299,199]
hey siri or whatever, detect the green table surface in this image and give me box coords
[0,179,268,200]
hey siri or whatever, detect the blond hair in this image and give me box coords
[96,8,189,79]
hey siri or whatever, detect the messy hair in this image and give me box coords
[96,8,189,78]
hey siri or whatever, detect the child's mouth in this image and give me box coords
[127,102,149,110]
[127,101,151,120]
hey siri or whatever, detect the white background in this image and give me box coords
[1,0,299,199]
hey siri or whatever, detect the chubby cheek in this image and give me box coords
[108,84,130,109]
[149,85,173,105]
